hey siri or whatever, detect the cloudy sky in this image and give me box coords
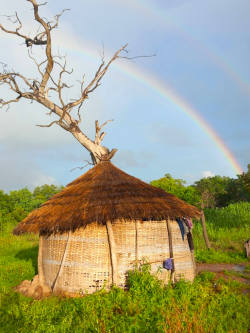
[0,0,249,191]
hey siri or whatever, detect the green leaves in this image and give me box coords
[150,164,250,209]
[0,185,64,231]
[150,174,200,206]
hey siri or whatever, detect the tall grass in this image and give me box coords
[193,202,250,263]
[204,202,250,229]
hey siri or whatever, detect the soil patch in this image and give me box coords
[196,263,246,273]
[196,263,250,294]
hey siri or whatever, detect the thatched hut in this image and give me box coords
[14,161,200,297]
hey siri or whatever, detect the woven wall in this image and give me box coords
[40,220,195,295]
[41,223,112,294]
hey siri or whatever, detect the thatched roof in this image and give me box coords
[13,161,200,235]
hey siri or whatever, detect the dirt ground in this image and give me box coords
[196,263,250,294]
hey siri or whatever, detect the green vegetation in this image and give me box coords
[193,202,250,263]
[151,164,250,208]
[0,185,63,233]
[150,173,200,206]
[0,229,249,333]
[0,178,249,332]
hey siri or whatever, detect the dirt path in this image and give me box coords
[196,263,250,294]
[196,263,246,273]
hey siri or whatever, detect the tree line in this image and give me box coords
[0,185,63,228]
[150,164,250,209]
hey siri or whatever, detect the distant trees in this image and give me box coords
[33,184,64,201]
[150,174,200,206]
[193,176,231,208]
[233,164,250,200]
[0,185,63,230]
[150,167,249,209]
[193,169,250,208]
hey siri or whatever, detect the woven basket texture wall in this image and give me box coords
[40,219,195,295]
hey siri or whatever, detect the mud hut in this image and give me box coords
[13,161,200,297]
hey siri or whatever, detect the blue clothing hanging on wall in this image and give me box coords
[163,258,173,270]
[176,218,185,240]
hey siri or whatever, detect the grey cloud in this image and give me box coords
[148,123,195,147]
[155,0,193,10]
[235,147,250,168]
[0,153,57,192]
[113,150,155,168]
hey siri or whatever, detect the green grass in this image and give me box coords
[223,269,250,281]
[0,203,250,332]
[193,202,250,263]
[0,258,249,333]
[204,202,250,228]
[0,225,38,294]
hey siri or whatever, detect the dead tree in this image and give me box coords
[0,0,131,164]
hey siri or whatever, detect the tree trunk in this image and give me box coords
[37,97,112,165]
[72,129,109,164]
[201,209,211,249]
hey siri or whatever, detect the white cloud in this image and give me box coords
[31,175,57,188]
[202,170,215,178]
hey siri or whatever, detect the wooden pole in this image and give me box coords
[166,219,175,283]
[36,235,52,296]
[106,221,118,286]
[52,231,71,292]
[201,210,211,249]
[38,236,46,286]
[135,220,140,267]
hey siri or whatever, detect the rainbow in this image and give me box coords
[113,0,250,96]
[56,35,243,175]
[118,61,243,175]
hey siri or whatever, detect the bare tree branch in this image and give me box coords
[0,12,31,42]
[36,120,58,128]
[26,0,54,93]
[119,53,156,60]
[0,95,21,110]
[70,160,94,172]
[64,44,128,113]
[95,119,113,145]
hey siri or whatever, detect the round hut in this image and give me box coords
[13,161,200,297]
